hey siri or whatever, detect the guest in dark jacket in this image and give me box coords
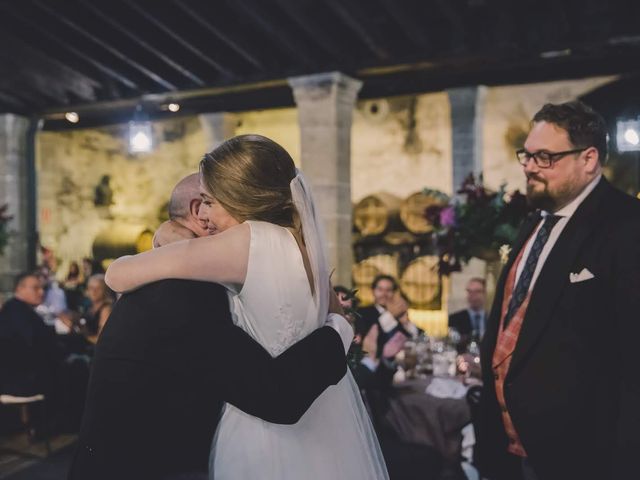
[357,275,421,357]
[0,272,58,397]
[449,277,487,352]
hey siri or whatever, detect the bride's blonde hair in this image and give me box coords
[199,134,299,228]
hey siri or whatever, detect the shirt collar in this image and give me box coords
[542,174,601,220]
[375,304,385,314]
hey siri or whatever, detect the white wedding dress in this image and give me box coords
[210,217,389,479]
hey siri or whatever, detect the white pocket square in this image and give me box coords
[569,268,595,283]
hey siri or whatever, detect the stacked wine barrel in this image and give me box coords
[353,190,447,308]
[92,223,154,264]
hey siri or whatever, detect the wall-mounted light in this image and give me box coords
[616,117,640,152]
[160,102,180,113]
[65,112,79,123]
[129,105,153,153]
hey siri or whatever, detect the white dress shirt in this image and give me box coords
[515,175,601,291]
[375,304,420,337]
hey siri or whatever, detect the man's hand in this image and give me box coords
[153,220,197,248]
[386,292,409,320]
[382,331,407,359]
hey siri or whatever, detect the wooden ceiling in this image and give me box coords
[1,0,640,129]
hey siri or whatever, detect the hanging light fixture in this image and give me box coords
[129,105,153,153]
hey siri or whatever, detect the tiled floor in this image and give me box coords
[0,433,77,479]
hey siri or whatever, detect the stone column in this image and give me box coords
[0,114,31,294]
[447,86,487,194]
[198,112,238,152]
[288,72,362,287]
[446,86,488,313]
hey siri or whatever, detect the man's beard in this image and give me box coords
[526,175,555,211]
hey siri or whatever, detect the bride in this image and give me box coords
[105,134,389,479]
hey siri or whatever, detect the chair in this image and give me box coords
[0,393,51,457]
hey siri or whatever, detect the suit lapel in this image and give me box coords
[507,177,611,378]
[481,211,541,368]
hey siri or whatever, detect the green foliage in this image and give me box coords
[424,174,530,274]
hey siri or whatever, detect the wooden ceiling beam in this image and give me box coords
[172,0,266,71]
[0,4,140,92]
[80,1,206,87]
[33,0,177,91]
[227,0,317,69]
[122,0,236,79]
[378,0,431,51]
[273,0,351,63]
[324,0,390,60]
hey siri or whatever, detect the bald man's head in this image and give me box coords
[165,173,208,238]
[168,173,200,221]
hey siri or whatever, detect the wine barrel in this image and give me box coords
[400,191,446,234]
[352,254,398,306]
[353,193,402,236]
[399,255,442,309]
[92,223,154,262]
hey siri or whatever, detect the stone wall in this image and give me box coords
[36,117,207,273]
[352,93,453,200]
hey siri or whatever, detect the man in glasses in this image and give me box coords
[477,101,640,480]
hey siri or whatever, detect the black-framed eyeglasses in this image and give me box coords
[515,147,589,168]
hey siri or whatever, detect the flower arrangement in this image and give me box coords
[425,174,530,275]
[0,204,12,256]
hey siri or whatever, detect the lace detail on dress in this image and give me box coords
[271,301,302,356]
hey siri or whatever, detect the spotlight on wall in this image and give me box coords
[129,106,153,153]
[65,112,79,123]
[616,117,640,152]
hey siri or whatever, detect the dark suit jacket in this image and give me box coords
[0,298,58,396]
[477,178,640,480]
[449,309,476,336]
[68,280,346,480]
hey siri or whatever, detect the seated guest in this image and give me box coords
[82,274,113,344]
[63,261,85,312]
[448,278,487,351]
[354,317,443,480]
[353,323,405,391]
[0,272,58,397]
[357,275,421,355]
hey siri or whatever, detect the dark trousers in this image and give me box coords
[161,474,208,480]
[521,457,540,480]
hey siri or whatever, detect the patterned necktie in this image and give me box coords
[472,312,482,338]
[503,214,561,328]
[471,312,480,337]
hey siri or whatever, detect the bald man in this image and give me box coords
[153,173,208,247]
[69,174,353,480]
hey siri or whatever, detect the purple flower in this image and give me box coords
[439,206,456,227]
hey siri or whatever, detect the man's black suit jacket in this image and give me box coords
[448,309,474,336]
[477,178,640,480]
[0,298,58,396]
[68,279,346,480]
